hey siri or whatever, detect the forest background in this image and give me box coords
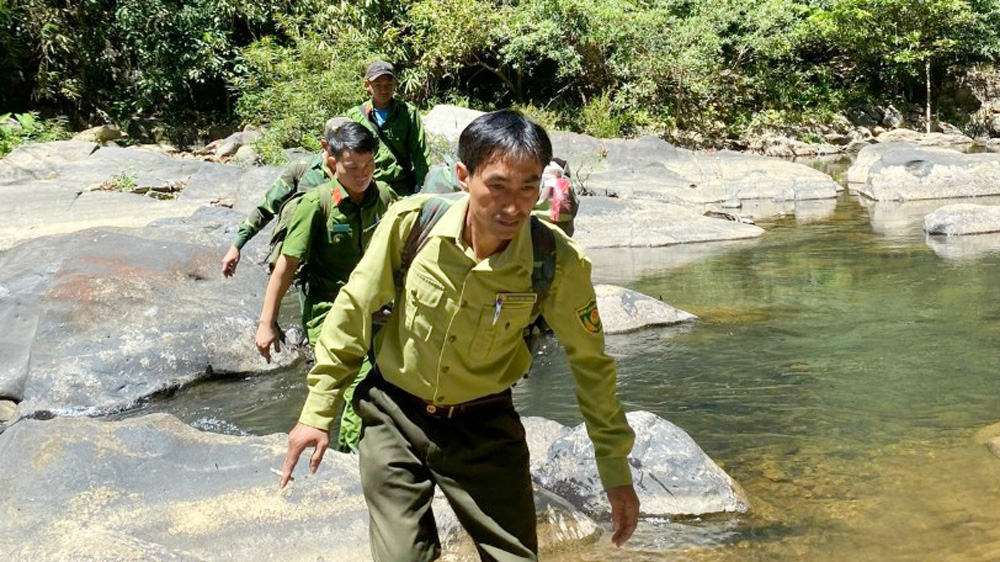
[3,0,1000,162]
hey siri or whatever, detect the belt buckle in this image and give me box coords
[425,404,456,418]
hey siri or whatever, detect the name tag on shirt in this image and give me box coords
[496,293,536,307]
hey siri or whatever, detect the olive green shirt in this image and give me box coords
[345,99,430,196]
[281,179,395,305]
[301,194,635,489]
[233,153,331,249]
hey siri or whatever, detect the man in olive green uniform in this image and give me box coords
[221,117,352,277]
[345,61,431,197]
[256,122,395,452]
[279,110,639,560]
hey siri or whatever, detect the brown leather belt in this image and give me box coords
[372,369,513,419]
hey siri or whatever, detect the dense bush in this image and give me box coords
[4,0,1000,148]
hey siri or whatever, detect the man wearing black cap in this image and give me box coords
[345,61,431,197]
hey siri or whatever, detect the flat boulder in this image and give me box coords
[574,196,763,249]
[849,143,1000,201]
[420,105,840,211]
[0,208,299,421]
[0,414,601,561]
[875,127,976,149]
[0,142,283,249]
[596,284,696,334]
[923,204,1000,235]
[526,411,751,519]
[550,131,840,205]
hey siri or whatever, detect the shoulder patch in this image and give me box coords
[576,299,602,334]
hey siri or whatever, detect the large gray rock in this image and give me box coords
[421,105,840,209]
[0,208,300,421]
[550,132,840,205]
[596,285,696,334]
[849,143,1000,201]
[0,414,601,561]
[0,142,282,250]
[875,127,976,149]
[574,196,764,249]
[423,105,488,145]
[526,411,751,519]
[923,204,1000,235]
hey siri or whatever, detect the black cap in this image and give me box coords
[365,61,395,81]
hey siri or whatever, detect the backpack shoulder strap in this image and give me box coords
[396,195,459,287]
[529,216,558,319]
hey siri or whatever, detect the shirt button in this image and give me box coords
[437,396,446,402]
[447,335,457,343]
[441,365,450,373]
[460,300,468,308]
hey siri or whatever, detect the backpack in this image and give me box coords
[266,183,334,267]
[397,195,557,353]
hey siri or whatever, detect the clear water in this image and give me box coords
[141,175,1000,560]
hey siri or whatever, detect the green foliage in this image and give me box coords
[4,0,1000,148]
[578,92,624,138]
[230,5,382,163]
[107,169,138,192]
[0,112,69,157]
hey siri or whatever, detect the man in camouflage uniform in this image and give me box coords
[345,61,431,197]
[255,122,396,452]
[220,117,352,277]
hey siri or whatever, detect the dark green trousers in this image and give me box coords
[354,373,538,562]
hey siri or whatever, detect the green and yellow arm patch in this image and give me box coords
[576,299,602,334]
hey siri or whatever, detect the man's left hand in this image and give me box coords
[606,484,639,547]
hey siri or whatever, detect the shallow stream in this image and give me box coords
[141,163,1000,560]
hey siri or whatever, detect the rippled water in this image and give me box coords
[142,167,1000,560]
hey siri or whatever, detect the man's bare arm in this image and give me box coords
[255,254,300,362]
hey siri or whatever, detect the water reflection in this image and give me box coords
[926,231,1000,260]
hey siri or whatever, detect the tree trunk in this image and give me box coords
[926,59,932,134]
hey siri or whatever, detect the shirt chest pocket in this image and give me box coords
[471,298,535,357]
[404,273,444,342]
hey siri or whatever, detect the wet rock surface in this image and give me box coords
[596,285,696,335]
[526,412,751,519]
[0,414,612,561]
[0,208,301,422]
[849,143,1000,201]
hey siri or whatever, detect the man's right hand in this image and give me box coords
[279,422,330,488]
[255,322,281,363]
[222,245,241,278]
